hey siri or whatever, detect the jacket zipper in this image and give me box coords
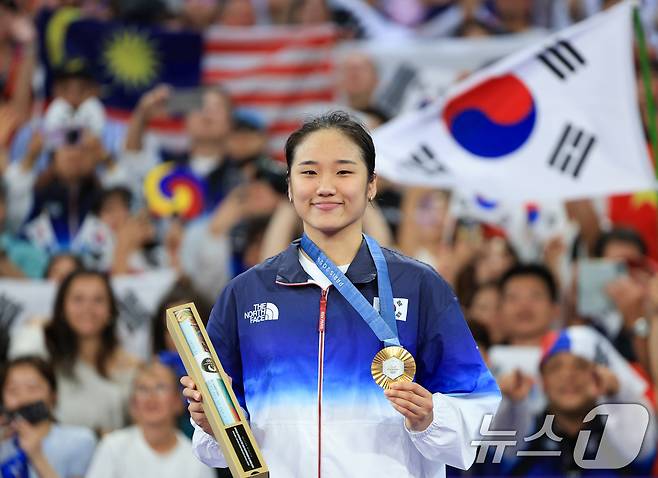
[275,281,329,476]
[317,287,328,478]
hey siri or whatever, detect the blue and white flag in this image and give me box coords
[373,1,654,201]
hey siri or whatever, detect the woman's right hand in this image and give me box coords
[181,376,215,438]
[12,417,49,459]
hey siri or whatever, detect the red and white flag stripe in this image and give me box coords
[108,24,339,161]
[203,24,339,160]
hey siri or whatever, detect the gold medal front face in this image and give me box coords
[371,346,416,389]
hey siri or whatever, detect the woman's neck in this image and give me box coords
[77,336,102,365]
[304,222,363,265]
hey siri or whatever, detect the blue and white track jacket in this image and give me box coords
[192,239,501,477]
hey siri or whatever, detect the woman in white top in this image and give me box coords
[10,269,140,434]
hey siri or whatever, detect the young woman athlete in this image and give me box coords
[181,112,500,478]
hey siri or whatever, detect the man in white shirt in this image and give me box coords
[86,361,215,478]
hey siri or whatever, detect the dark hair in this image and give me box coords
[151,277,212,355]
[45,269,119,378]
[0,0,18,12]
[52,61,97,84]
[499,263,558,303]
[92,186,133,215]
[0,356,57,407]
[359,106,391,126]
[593,227,647,258]
[461,280,499,310]
[284,111,376,181]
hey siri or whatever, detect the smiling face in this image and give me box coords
[542,352,597,415]
[130,363,182,427]
[288,128,376,240]
[64,275,113,339]
[2,363,55,414]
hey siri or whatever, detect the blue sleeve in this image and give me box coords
[206,281,247,412]
[415,268,499,396]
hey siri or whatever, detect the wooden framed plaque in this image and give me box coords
[166,302,269,478]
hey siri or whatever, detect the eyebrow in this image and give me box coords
[296,159,359,166]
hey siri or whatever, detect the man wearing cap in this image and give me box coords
[490,325,656,476]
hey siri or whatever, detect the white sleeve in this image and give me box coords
[405,391,501,470]
[4,162,36,232]
[117,148,159,179]
[180,220,232,301]
[115,148,160,207]
[85,437,116,478]
[191,420,229,468]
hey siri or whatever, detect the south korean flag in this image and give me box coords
[374,1,655,202]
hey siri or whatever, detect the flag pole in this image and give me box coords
[633,6,658,255]
[634,6,658,179]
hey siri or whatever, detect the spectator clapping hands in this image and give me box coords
[498,369,534,402]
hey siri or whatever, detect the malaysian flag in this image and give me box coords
[202,24,338,160]
[45,18,340,159]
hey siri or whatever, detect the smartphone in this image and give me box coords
[488,345,542,377]
[577,258,627,321]
[167,87,204,116]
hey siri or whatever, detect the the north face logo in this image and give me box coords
[244,303,279,324]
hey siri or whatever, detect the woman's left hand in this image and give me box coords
[384,382,434,432]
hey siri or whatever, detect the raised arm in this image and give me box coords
[124,85,170,153]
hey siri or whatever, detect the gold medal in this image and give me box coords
[371,346,416,389]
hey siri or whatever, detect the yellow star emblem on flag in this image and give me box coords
[102,29,160,90]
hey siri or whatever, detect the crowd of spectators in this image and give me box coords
[1,0,658,476]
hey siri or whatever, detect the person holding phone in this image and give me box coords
[123,85,242,214]
[0,356,96,478]
[181,112,500,477]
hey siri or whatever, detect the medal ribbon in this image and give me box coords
[300,233,400,347]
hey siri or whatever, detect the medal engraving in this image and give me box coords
[371,346,416,389]
[382,357,404,380]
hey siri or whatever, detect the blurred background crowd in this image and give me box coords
[1,0,658,476]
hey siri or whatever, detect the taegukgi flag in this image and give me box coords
[373,1,655,201]
[450,189,568,239]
